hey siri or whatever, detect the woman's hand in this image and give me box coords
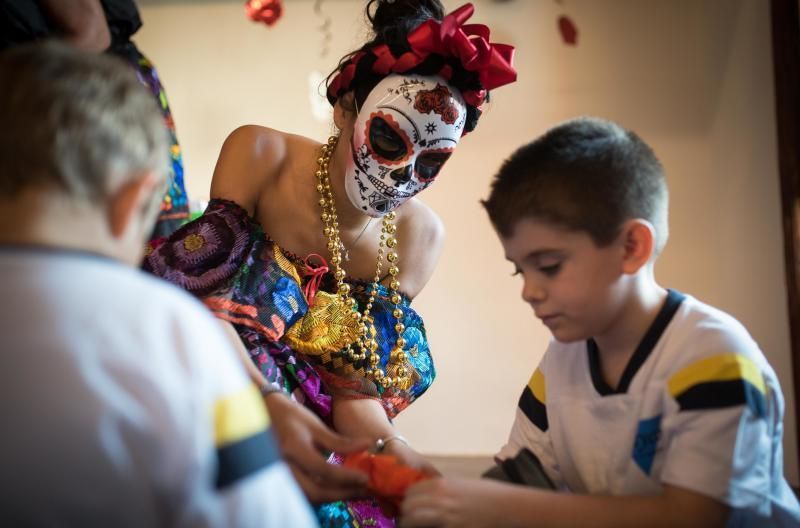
[383,438,440,477]
[264,393,371,503]
[331,396,436,473]
[217,319,371,502]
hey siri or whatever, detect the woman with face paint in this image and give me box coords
[145,1,515,525]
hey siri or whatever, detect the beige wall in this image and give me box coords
[137,0,798,485]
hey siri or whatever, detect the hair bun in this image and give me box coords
[367,0,445,46]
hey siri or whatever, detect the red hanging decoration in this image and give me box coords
[244,0,283,27]
[558,15,578,45]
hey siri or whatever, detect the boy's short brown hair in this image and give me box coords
[483,117,669,255]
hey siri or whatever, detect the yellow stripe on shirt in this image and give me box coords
[213,384,271,448]
[528,368,546,404]
[667,353,766,399]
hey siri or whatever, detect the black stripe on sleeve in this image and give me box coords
[675,379,766,418]
[215,429,280,489]
[519,386,549,432]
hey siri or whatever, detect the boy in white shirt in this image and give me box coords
[400,117,800,527]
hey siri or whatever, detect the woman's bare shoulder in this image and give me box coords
[209,125,292,215]
[399,199,445,245]
[394,199,446,298]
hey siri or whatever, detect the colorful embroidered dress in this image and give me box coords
[103,0,190,238]
[144,199,435,527]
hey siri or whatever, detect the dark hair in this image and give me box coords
[0,41,168,201]
[482,117,669,255]
[326,0,486,132]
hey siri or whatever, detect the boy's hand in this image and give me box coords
[399,477,508,528]
[401,478,731,528]
[264,393,370,503]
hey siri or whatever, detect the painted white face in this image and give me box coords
[345,74,467,217]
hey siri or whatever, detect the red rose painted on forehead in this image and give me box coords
[414,84,459,125]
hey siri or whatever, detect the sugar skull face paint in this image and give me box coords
[345,74,467,217]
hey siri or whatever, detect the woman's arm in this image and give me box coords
[400,478,729,528]
[331,202,446,474]
[210,125,287,216]
[217,320,370,503]
[332,397,439,476]
[393,199,445,299]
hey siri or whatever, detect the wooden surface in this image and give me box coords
[427,455,494,478]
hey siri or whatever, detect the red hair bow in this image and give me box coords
[372,3,516,107]
[328,3,516,108]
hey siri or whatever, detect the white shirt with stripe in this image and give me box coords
[498,290,800,527]
[0,248,317,527]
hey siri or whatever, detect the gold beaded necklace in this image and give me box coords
[315,135,411,390]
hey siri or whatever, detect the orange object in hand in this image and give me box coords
[343,450,431,515]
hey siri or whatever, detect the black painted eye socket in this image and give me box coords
[415,151,452,182]
[369,117,407,161]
